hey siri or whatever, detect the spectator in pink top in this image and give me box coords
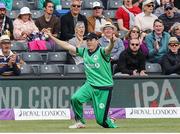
[115,0,141,32]
[13,7,39,41]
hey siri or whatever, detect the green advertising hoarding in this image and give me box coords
[0,78,179,108]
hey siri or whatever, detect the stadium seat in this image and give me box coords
[82,0,102,9]
[21,52,44,64]
[47,52,67,64]
[6,10,19,19]
[107,0,123,10]
[27,0,37,10]
[145,63,162,75]
[54,44,66,52]
[11,41,28,53]
[31,10,44,19]
[80,10,92,17]
[103,10,116,20]
[20,64,39,75]
[12,0,28,10]
[64,64,85,76]
[61,0,71,9]
[39,64,61,75]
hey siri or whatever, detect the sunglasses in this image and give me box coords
[72,4,81,8]
[169,43,179,47]
[147,4,154,8]
[131,30,140,33]
[93,7,102,10]
[165,7,173,10]
[130,43,139,46]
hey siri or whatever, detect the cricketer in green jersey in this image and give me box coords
[44,30,117,129]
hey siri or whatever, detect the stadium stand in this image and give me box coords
[12,0,29,10]
[21,52,45,64]
[61,0,71,9]
[46,52,67,64]
[80,10,92,17]
[6,10,19,20]
[31,10,44,19]
[11,41,28,53]
[39,64,61,75]
[145,63,162,75]
[20,64,39,75]
[64,64,85,76]
[107,0,123,10]
[82,0,102,9]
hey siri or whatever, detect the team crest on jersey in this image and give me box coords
[95,63,100,68]
[99,103,105,109]
[93,55,98,61]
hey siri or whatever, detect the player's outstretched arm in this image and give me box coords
[104,34,117,55]
[44,29,76,54]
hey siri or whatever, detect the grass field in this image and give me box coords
[0,119,180,133]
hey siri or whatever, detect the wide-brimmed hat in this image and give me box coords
[143,0,154,7]
[0,2,6,9]
[100,21,117,32]
[83,32,99,40]
[92,1,104,9]
[0,35,11,44]
[19,7,32,16]
[169,37,179,44]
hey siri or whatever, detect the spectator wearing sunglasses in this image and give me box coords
[158,2,180,32]
[114,38,147,76]
[60,0,88,41]
[124,26,149,57]
[87,1,112,37]
[135,0,158,33]
[161,37,180,75]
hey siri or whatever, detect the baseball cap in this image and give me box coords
[92,1,104,9]
[83,32,99,40]
[168,37,179,44]
[142,0,154,7]
[0,2,6,9]
[164,3,173,10]
[0,35,11,43]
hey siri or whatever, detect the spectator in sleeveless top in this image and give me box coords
[135,0,158,33]
[87,1,112,37]
[0,2,13,39]
[60,0,88,41]
[161,37,180,75]
[115,0,141,32]
[13,7,39,41]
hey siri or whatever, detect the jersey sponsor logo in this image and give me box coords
[93,55,98,61]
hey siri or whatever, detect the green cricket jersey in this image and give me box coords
[76,46,113,87]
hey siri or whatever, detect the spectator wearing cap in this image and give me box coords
[99,21,124,65]
[0,35,22,76]
[115,0,141,32]
[114,38,147,76]
[158,2,180,32]
[170,22,180,41]
[87,1,112,37]
[154,0,179,17]
[35,0,61,38]
[13,7,39,41]
[161,37,180,75]
[135,0,158,33]
[145,19,170,63]
[0,2,13,39]
[60,0,88,41]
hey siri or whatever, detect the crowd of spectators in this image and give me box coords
[0,0,180,76]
